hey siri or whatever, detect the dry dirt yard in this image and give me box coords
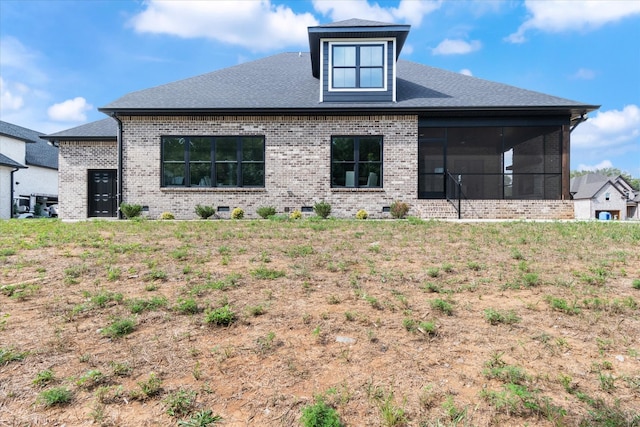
[0,218,639,427]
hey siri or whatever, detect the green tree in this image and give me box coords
[571,167,639,190]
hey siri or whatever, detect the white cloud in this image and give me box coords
[130,0,318,51]
[47,97,93,122]
[0,77,25,112]
[577,160,613,172]
[0,36,48,85]
[571,68,596,80]
[572,105,640,149]
[312,0,441,27]
[460,69,473,76]
[507,0,640,43]
[432,39,481,55]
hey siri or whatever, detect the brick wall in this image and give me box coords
[120,115,418,219]
[57,116,576,221]
[58,140,117,220]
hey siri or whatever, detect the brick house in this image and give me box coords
[45,19,598,220]
[571,173,639,220]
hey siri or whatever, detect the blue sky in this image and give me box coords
[1,0,639,176]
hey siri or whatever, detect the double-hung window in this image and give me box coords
[162,136,265,188]
[331,136,382,188]
[331,44,384,89]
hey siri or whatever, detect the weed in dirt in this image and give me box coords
[145,269,168,281]
[0,346,28,364]
[76,369,106,389]
[511,248,525,260]
[441,262,454,273]
[287,244,314,257]
[164,388,197,417]
[364,294,383,310]
[422,282,443,293]
[430,298,454,316]
[300,395,344,427]
[546,296,580,315]
[101,317,136,338]
[132,372,162,399]
[106,266,121,281]
[204,305,236,326]
[0,313,8,331]
[441,395,467,423]
[255,331,277,354]
[109,361,132,377]
[178,409,223,426]
[0,282,40,300]
[90,289,123,308]
[484,308,521,325]
[251,266,285,279]
[467,261,482,271]
[426,267,440,278]
[246,304,266,316]
[598,372,616,392]
[33,369,55,387]
[480,383,566,423]
[327,295,341,304]
[128,295,168,314]
[175,297,200,314]
[378,392,408,427]
[632,279,640,289]
[38,386,73,407]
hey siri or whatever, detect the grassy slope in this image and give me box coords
[0,218,639,426]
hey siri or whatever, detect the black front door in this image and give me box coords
[88,170,117,217]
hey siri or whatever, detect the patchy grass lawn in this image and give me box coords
[0,218,639,426]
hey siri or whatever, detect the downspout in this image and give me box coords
[10,167,19,217]
[111,113,124,219]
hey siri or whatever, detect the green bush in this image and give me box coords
[300,396,344,427]
[632,279,640,290]
[38,387,73,406]
[158,211,175,220]
[390,201,409,219]
[355,209,368,220]
[314,201,332,219]
[256,206,276,219]
[164,388,196,417]
[120,203,143,219]
[205,305,236,326]
[231,207,244,220]
[195,204,215,219]
[101,317,136,338]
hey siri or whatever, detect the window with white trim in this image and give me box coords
[331,44,384,89]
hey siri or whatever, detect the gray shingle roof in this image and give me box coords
[0,120,58,169]
[100,52,597,117]
[44,117,118,140]
[0,153,26,169]
[570,173,623,199]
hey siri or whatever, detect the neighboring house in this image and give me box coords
[0,121,59,219]
[571,173,639,220]
[45,19,599,221]
[0,153,27,219]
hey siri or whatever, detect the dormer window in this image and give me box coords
[308,19,410,103]
[331,44,384,89]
